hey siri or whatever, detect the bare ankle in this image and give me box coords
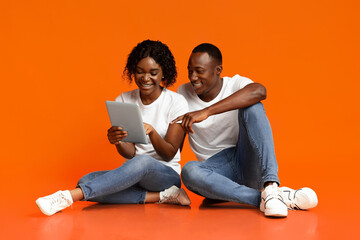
[69,188,84,202]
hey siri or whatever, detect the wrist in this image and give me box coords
[204,106,213,117]
[148,128,155,136]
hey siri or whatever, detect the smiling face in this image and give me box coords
[187,52,223,102]
[135,56,164,103]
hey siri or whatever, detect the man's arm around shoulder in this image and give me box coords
[207,82,266,116]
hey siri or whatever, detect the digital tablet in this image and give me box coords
[105,101,148,144]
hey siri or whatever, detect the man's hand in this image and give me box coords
[171,108,210,133]
[107,126,128,144]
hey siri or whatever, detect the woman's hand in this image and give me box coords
[107,126,128,144]
[143,123,155,136]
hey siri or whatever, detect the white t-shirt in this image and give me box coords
[177,74,253,162]
[115,88,188,174]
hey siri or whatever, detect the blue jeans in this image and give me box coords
[181,102,279,207]
[77,155,181,204]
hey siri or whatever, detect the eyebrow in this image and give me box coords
[187,66,205,69]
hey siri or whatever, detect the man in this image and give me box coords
[173,43,317,217]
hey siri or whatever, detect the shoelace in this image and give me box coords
[281,191,300,210]
[47,193,70,208]
[161,195,180,204]
[267,185,282,198]
[264,186,285,205]
[160,189,180,204]
[288,199,300,210]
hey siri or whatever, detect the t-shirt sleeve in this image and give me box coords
[177,84,185,95]
[232,74,254,90]
[169,94,189,122]
[115,94,125,103]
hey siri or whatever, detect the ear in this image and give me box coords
[216,65,223,75]
[161,76,166,86]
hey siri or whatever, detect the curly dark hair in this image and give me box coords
[123,40,177,87]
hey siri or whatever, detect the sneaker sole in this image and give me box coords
[265,208,288,217]
[35,199,53,216]
[260,198,288,217]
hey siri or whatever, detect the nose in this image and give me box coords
[142,73,151,81]
[189,71,198,81]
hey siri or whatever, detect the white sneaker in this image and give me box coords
[36,190,73,216]
[159,186,191,206]
[260,183,288,217]
[280,187,318,210]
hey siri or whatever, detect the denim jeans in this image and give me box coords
[77,155,181,204]
[181,102,279,207]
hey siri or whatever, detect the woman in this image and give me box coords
[36,40,190,216]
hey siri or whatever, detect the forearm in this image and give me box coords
[115,142,136,159]
[148,130,179,162]
[207,83,266,116]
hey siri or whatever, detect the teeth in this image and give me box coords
[192,82,201,87]
[142,84,152,87]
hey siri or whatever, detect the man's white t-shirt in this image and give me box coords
[177,74,253,162]
[115,88,188,174]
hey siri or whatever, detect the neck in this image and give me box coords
[140,87,163,105]
[199,77,223,102]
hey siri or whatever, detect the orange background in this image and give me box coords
[1,0,360,238]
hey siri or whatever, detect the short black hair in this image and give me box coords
[192,43,222,65]
[123,40,177,87]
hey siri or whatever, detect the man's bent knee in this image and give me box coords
[239,102,266,121]
[181,161,202,187]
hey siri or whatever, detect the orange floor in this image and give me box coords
[1,182,359,240]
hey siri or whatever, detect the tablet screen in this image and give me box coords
[105,101,148,144]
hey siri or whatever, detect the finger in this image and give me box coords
[109,130,127,137]
[115,133,128,140]
[182,116,192,133]
[109,131,127,139]
[189,127,194,134]
[109,126,122,132]
[181,115,188,128]
[188,119,195,134]
[186,116,194,133]
[171,115,184,124]
[144,126,151,135]
[183,116,191,133]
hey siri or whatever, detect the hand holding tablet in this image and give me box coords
[105,101,148,144]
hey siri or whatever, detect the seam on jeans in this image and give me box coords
[224,149,243,184]
[77,183,89,200]
[185,159,258,205]
[83,157,180,200]
[203,150,241,186]
[121,168,154,190]
[263,177,280,186]
[121,165,180,192]
[186,181,257,206]
[239,110,265,189]
[123,156,178,185]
